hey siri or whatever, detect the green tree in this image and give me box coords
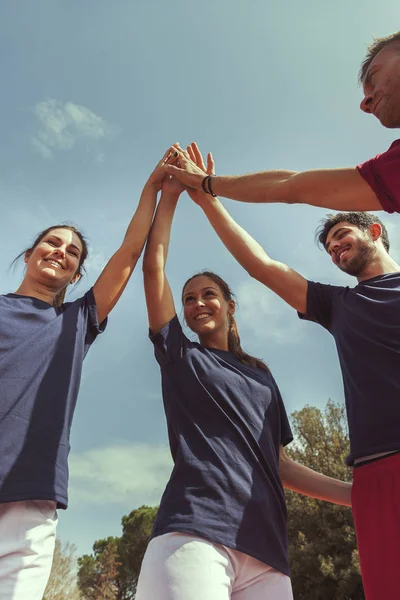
[286,400,364,599]
[78,507,157,599]
[43,538,82,600]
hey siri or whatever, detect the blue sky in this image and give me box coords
[1,0,399,557]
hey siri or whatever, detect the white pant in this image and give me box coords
[136,533,293,600]
[0,500,58,600]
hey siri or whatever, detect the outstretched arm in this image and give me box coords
[142,171,184,334]
[165,144,381,211]
[182,144,308,314]
[279,446,352,507]
[93,147,177,324]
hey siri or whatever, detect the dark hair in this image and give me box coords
[316,212,390,252]
[182,271,269,371]
[13,224,89,306]
[359,31,400,82]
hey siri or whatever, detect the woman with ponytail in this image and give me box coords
[137,150,351,600]
[0,148,177,600]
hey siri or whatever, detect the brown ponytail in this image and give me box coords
[182,271,269,371]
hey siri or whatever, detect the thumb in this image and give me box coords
[164,164,184,176]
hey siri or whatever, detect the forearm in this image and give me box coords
[280,456,352,507]
[121,183,159,258]
[199,196,274,276]
[210,171,298,204]
[143,191,179,274]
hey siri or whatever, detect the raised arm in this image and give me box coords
[279,446,352,507]
[142,172,184,334]
[182,144,308,314]
[165,144,381,211]
[93,147,177,324]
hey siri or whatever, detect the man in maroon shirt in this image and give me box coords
[166,32,400,214]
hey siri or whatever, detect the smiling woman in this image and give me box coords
[0,146,179,600]
[138,147,352,600]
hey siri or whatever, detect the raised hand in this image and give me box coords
[147,145,180,192]
[163,143,211,191]
[183,143,216,205]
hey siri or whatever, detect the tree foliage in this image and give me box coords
[77,401,364,599]
[43,538,82,600]
[78,506,157,599]
[286,400,364,599]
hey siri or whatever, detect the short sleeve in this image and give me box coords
[298,281,343,331]
[61,288,107,354]
[271,376,293,447]
[149,315,192,368]
[357,140,400,214]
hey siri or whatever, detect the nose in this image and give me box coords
[360,94,373,114]
[195,298,205,307]
[53,246,66,258]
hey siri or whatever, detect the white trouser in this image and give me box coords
[136,533,293,600]
[0,500,58,600]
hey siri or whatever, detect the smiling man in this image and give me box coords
[166,32,400,215]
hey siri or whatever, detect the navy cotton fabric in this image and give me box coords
[299,274,400,465]
[0,288,106,508]
[150,316,293,576]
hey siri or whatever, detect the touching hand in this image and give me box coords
[184,143,216,205]
[147,145,180,192]
[163,143,211,191]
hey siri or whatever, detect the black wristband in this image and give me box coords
[201,175,209,194]
[207,174,216,197]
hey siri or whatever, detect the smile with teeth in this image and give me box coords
[195,313,212,321]
[337,246,350,262]
[45,259,64,269]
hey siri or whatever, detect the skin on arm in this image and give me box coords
[142,174,185,334]
[182,144,308,314]
[93,147,178,324]
[165,145,381,211]
[279,446,352,507]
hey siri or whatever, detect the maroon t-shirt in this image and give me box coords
[357,140,400,213]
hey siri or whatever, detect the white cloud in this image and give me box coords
[69,442,173,506]
[31,99,113,160]
[236,278,306,345]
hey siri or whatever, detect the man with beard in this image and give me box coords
[301,212,400,599]
[165,32,400,214]
[182,166,400,598]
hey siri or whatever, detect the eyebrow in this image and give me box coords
[183,286,218,298]
[48,235,82,254]
[363,65,378,88]
[325,227,346,252]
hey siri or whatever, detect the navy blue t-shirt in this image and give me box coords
[150,315,293,576]
[0,288,106,508]
[299,274,400,465]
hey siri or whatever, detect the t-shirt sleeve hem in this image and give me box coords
[356,164,395,213]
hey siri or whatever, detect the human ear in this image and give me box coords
[70,272,81,284]
[369,223,382,242]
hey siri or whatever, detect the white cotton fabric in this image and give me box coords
[136,533,293,600]
[0,500,58,600]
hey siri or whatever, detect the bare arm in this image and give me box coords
[93,147,177,324]
[143,183,182,334]
[198,194,308,313]
[166,146,381,211]
[279,446,352,507]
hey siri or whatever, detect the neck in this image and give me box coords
[199,329,229,351]
[15,277,60,305]
[356,252,400,283]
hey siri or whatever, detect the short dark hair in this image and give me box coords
[316,212,390,252]
[359,31,400,83]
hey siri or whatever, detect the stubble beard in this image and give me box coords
[337,238,376,277]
